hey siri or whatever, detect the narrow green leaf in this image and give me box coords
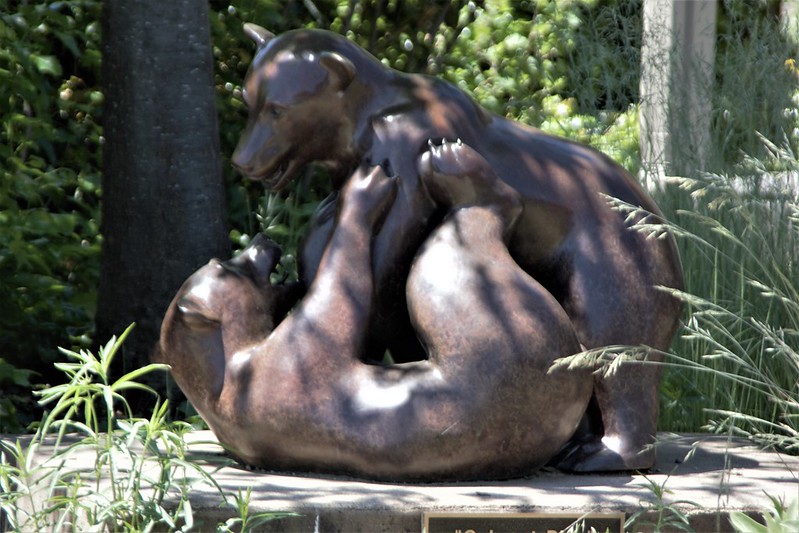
[30,54,62,77]
[111,363,170,391]
[729,511,769,532]
[100,323,136,376]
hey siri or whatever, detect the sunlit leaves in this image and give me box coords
[0,328,276,531]
[0,0,103,381]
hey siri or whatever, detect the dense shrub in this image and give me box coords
[711,0,799,169]
[1,0,797,437]
[0,0,102,399]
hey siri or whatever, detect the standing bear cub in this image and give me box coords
[227,26,684,473]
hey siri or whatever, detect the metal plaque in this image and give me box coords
[422,512,625,533]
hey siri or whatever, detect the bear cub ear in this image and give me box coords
[319,52,356,92]
[243,23,274,48]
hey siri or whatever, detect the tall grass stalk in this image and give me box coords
[557,135,798,453]
[593,136,799,452]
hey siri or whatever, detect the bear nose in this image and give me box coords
[231,152,251,174]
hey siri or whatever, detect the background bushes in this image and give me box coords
[1,0,797,436]
[1,0,102,429]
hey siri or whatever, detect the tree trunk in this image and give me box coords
[97,0,229,409]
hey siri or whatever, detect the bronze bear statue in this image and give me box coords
[225,26,684,473]
[159,143,593,481]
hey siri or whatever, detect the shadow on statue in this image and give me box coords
[157,26,683,481]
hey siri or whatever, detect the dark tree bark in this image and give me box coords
[97,0,229,408]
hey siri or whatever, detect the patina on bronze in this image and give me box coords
[159,26,683,477]
[159,145,593,481]
[223,26,684,473]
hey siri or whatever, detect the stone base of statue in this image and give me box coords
[10,432,797,532]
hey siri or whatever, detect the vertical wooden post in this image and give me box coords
[639,0,717,185]
[783,1,799,35]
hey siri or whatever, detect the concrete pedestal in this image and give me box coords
[189,432,799,532]
[4,431,798,532]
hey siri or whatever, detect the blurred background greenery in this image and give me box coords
[1,0,797,448]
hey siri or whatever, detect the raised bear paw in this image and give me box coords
[340,161,398,227]
[417,139,522,225]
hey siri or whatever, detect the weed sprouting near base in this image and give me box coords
[730,495,799,533]
[0,324,286,532]
[625,473,700,532]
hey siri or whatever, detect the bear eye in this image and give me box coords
[262,104,284,120]
[177,297,220,329]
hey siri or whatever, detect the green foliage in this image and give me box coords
[437,0,642,171]
[0,358,35,433]
[711,0,799,169]
[0,325,289,531]
[625,472,799,533]
[219,487,293,532]
[0,0,103,379]
[441,1,641,114]
[327,0,475,74]
[625,473,700,532]
[652,137,799,450]
[1,0,798,446]
[730,496,799,533]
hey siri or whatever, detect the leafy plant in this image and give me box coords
[0,0,103,377]
[0,358,36,433]
[0,325,288,531]
[625,473,700,532]
[730,495,799,533]
[218,487,292,533]
[711,0,799,169]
